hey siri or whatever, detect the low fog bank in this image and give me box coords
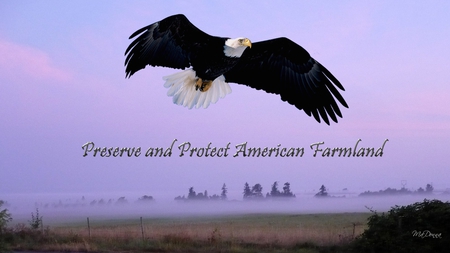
[3,192,450,225]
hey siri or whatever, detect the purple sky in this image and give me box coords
[1,1,450,201]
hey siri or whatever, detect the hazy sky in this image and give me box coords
[1,1,450,202]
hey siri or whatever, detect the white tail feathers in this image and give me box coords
[163,69,232,109]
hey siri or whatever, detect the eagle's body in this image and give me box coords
[125,14,348,124]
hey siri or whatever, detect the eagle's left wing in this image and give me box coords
[224,37,348,125]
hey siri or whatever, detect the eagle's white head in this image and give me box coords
[224,37,252,58]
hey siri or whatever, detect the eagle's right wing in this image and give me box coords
[125,14,213,78]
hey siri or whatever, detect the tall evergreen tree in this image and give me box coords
[243,182,252,199]
[221,183,228,200]
[315,184,328,197]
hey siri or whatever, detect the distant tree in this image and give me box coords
[315,185,328,197]
[359,187,413,197]
[185,187,213,200]
[252,183,264,198]
[221,183,228,200]
[188,187,196,199]
[399,187,409,194]
[209,194,221,200]
[282,182,295,197]
[174,195,186,200]
[138,195,154,202]
[270,181,280,197]
[116,197,128,205]
[426,183,434,193]
[416,187,425,194]
[243,182,252,199]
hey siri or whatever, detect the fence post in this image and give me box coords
[87,217,91,239]
[352,223,356,239]
[140,217,144,242]
[41,217,44,234]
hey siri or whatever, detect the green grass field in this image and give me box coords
[9,212,370,253]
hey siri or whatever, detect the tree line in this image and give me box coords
[175,183,228,200]
[175,182,296,201]
[359,183,434,197]
[243,181,295,199]
[174,182,441,201]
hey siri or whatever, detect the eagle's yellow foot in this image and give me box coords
[195,78,203,91]
[195,78,213,92]
[200,80,212,92]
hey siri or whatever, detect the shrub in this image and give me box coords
[351,199,450,253]
[29,208,42,230]
[0,200,12,252]
[0,201,12,232]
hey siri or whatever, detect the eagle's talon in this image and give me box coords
[195,78,203,91]
[200,80,212,92]
[194,78,212,92]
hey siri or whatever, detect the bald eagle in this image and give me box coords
[125,14,348,124]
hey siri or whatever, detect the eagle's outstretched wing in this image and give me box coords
[125,14,214,78]
[224,38,348,125]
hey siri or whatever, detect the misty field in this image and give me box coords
[18,212,370,253]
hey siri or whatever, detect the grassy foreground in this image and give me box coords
[6,212,370,253]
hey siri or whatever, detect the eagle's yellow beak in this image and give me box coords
[243,38,252,48]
